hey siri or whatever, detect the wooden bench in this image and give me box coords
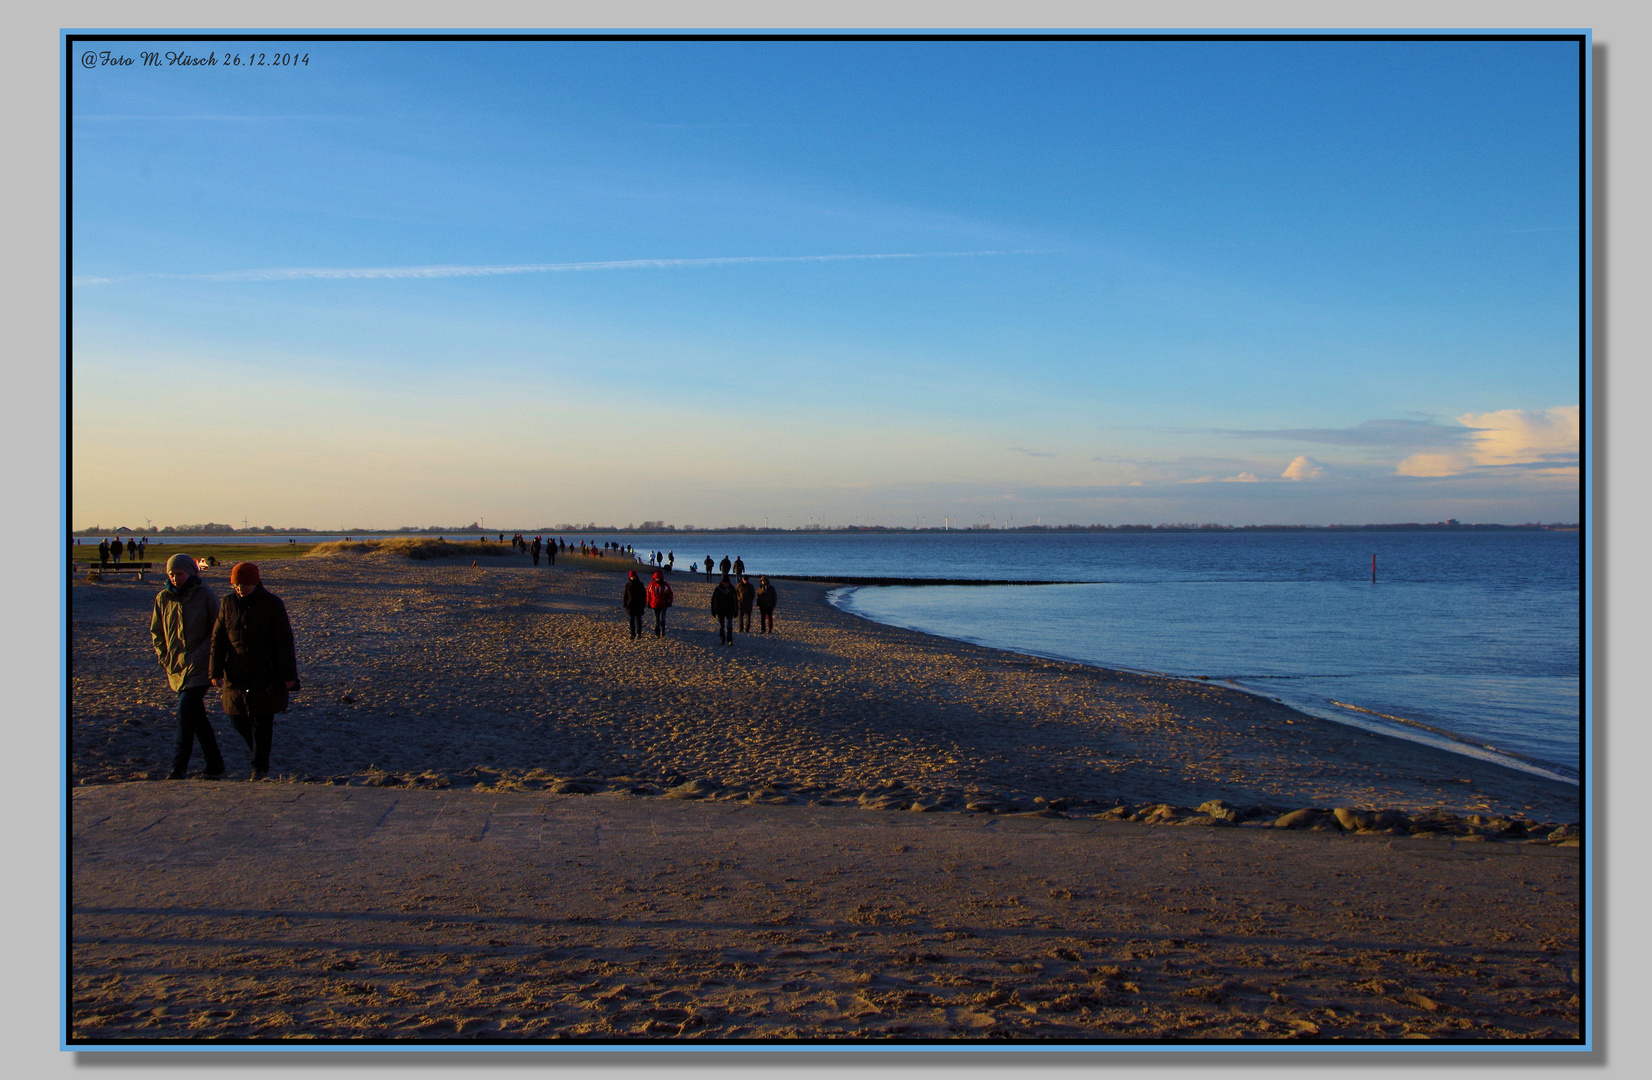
[77,561,154,581]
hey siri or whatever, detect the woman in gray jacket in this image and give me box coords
[150,553,225,779]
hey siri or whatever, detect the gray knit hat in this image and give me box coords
[165,553,197,575]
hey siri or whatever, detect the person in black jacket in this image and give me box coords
[736,574,756,633]
[756,575,778,633]
[210,562,299,780]
[711,574,739,645]
[621,570,647,639]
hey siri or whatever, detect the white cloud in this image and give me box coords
[1396,406,1578,477]
[1281,456,1327,481]
[1221,472,1261,483]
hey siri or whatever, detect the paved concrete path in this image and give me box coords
[70,783,1581,1043]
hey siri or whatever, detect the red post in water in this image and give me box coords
[1371,554,1377,583]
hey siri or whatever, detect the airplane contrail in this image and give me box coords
[72,250,1033,287]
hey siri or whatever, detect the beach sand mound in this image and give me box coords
[307,537,514,560]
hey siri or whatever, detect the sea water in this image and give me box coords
[635,530,1581,784]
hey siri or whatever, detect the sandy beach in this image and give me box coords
[67,551,1583,1042]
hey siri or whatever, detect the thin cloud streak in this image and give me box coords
[74,250,1032,288]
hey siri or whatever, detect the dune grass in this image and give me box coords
[307,537,515,560]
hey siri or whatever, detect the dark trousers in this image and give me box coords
[231,713,274,772]
[717,614,735,643]
[172,686,224,774]
[653,607,669,636]
[532,551,540,566]
[628,612,644,638]
[738,607,753,632]
[759,608,774,632]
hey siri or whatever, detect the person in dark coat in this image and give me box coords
[704,556,713,582]
[209,562,299,780]
[98,539,110,567]
[720,555,732,577]
[110,539,122,565]
[531,536,542,566]
[756,575,778,633]
[732,556,744,578]
[646,570,674,637]
[736,575,756,633]
[711,574,739,645]
[151,553,225,779]
[621,570,647,639]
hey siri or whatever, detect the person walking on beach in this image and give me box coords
[621,570,647,639]
[736,574,756,633]
[732,556,744,578]
[150,553,225,780]
[128,538,139,561]
[110,540,122,566]
[646,569,674,637]
[720,555,732,577]
[547,539,556,566]
[98,539,110,567]
[756,575,777,633]
[711,574,739,645]
[530,536,542,566]
[209,563,299,781]
[704,556,713,582]
[139,537,148,559]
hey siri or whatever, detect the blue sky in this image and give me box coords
[70,37,1582,529]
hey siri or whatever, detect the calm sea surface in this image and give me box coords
[78,530,1581,782]
[633,531,1582,784]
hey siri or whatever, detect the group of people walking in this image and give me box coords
[621,570,678,638]
[98,536,146,565]
[627,568,776,644]
[150,555,299,780]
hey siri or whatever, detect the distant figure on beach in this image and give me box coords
[621,570,647,640]
[530,536,542,566]
[757,576,777,633]
[126,538,137,560]
[547,540,556,566]
[667,551,674,571]
[736,575,755,633]
[110,540,122,566]
[704,556,713,581]
[210,563,300,781]
[646,570,674,637]
[138,537,148,558]
[150,553,225,780]
[720,555,732,577]
[733,556,744,577]
[712,574,739,645]
[98,539,110,567]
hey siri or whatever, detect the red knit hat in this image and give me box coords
[229,562,261,585]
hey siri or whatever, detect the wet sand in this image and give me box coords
[67,553,1582,1042]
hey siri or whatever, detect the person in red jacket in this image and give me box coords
[645,570,674,638]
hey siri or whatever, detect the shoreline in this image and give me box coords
[70,553,1580,825]
[823,583,1579,790]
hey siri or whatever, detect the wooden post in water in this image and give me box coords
[1371,553,1377,583]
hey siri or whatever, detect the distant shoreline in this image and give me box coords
[70,522,1578,538]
